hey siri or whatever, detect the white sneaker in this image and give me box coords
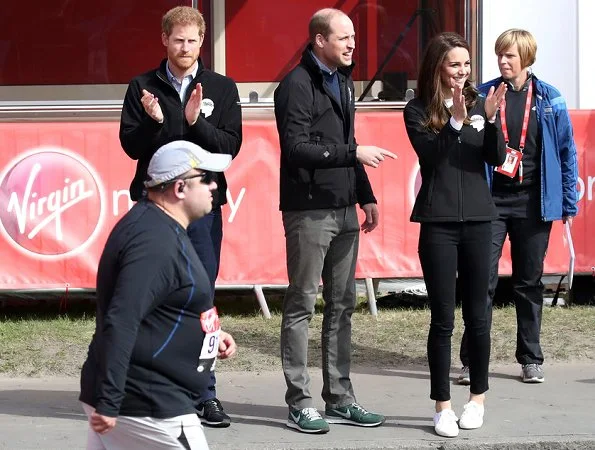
[433,409,459,437]
[458,401,484,429]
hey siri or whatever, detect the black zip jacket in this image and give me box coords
[404,96,506,222]
[274,46,376,211]
[120,58,242,204]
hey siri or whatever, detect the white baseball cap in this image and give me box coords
[144,140,232,188]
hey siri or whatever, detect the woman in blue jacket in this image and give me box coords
[458,29,579,386]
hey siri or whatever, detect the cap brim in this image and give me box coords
[197,153,232,172]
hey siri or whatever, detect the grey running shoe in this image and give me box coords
[457,366,471,385]
[521,363,545,383]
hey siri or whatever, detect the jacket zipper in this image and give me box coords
[308,136,321,200]
[157,71,196,136]
[458,136,463,221]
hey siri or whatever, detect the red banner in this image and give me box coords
[0,111,593,289]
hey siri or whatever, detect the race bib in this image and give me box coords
[197,307,221,373]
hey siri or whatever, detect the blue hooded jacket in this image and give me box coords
[479,75,579,221]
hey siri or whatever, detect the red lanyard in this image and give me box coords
[499,81,533,182]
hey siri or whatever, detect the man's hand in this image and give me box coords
[218,331,237,359]
[360,203,379,233]
[563,216,573,227]
[90,411,117,434]
[356,146,397,168]
[141,89,164,123]
[185,83,203,126]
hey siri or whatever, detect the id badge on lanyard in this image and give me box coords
[495,147,523,177]
[494,81,532,181]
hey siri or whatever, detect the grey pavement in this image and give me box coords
[0,364,594,450]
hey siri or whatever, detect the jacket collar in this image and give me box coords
[157,58,205,80]
[300,44,355,80]
[494,72,542,95]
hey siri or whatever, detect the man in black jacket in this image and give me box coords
[119,6,241,427]
[274,7,396,434]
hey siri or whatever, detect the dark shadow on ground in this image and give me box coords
[352,366,429,379]
[0,389,85,420]
[222,400,432,434]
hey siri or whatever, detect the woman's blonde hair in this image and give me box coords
[494,29,537,68]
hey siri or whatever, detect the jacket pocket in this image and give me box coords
[425,172,435,206]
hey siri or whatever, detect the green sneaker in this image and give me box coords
[325,402,385,427]
[287,407,330,433]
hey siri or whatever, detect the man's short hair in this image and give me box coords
[495,29,537,68]
[162,6,206,37]
[308,8,345,43]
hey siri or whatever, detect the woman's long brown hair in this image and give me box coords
[416,32,478,132]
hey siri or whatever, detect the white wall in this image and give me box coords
[577,0,595,108]
[481,0,579,108]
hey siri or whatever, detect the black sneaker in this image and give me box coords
[197,398,231,428]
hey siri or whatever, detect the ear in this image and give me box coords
[161,32,169,47]
[174,180,186,197]
[199,33,205,48]
[315,33,325,49]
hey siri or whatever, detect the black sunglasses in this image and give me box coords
[157,171,216,191]
[179,171,216,185]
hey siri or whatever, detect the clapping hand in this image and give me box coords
[484,82,507,121]
[185,83,203,126]
[451,84,467,124]
[141,89,164,123]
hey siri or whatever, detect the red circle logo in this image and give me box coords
[0,148,106,259]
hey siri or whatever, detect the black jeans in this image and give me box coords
[419,222,492,401]
[460,216,552,366]
[187,206,223,402]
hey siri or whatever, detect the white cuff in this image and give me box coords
[449,117,463,131]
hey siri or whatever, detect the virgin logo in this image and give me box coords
[0,147,106,260]
[200,307,221,333]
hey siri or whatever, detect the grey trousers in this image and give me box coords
[281,206,360,410]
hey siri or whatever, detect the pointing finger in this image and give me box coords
[380,150,398,159]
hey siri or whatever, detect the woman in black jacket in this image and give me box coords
[404,32,507,438]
